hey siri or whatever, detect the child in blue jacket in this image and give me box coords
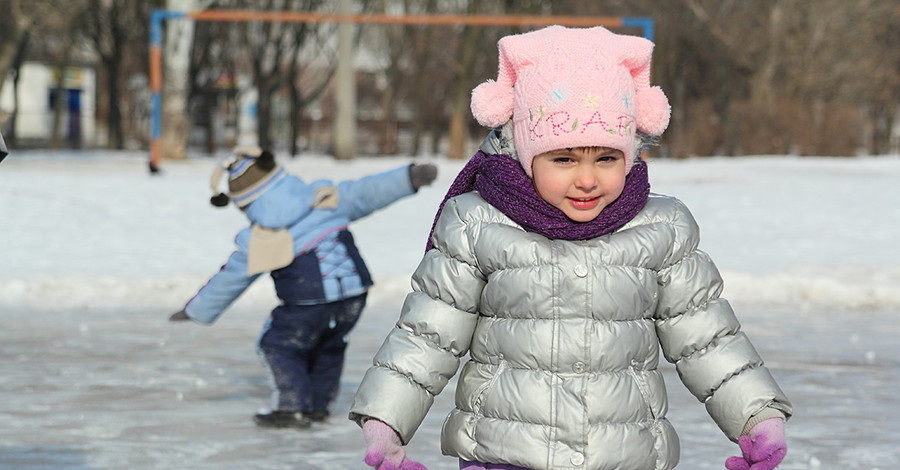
[170,146,437,428]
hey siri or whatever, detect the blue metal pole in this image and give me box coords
[622,17,654,42]
[149,9,187,173]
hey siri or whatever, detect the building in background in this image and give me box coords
[0,62,96,148]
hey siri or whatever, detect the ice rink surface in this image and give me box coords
[2,151,899,469]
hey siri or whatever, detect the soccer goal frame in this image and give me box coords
[149,9,654,170]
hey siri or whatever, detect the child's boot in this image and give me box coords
[253,410,311,429]
[306,410,330,422]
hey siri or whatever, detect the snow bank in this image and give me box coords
[3,151,899,313]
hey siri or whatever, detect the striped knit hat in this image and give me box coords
[209,146,285,208]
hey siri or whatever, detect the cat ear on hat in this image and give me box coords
[210,193,230,207]
[255,150,276,171]
[232,145,263,159]
[620,36,671,136]
[471,34,521,128]
[208,162,230,208]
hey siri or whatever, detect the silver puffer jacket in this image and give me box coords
[351,173,791,470]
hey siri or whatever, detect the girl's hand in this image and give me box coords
[725,418,786,470]
[362,419,429,470]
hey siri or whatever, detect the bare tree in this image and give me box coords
[0,0,27,98]
[84,0,158,149]
[407,0,438,156]
[1,28,29,147]
[231,0,331,150]
[189,16,237,153]
[445,0,484,159]
[284,18,335,157]
[370,0,410,155]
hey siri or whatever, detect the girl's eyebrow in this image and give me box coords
[544,147,622,157]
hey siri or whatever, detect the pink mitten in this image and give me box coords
[725,418,786,470]
[362,419,429,470]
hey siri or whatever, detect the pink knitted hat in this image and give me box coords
[471,25,670,175]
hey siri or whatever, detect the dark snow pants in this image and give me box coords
[257,293,367,413]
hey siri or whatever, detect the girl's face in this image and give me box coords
[531,147,628,222]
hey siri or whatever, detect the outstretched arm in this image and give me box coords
[177,248,261,325]
[337,164,437,221]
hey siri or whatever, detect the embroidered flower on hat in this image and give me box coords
[529,106,546,123]
[621,93,633,112]
[546,82,571,106]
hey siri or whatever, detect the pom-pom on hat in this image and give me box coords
[209,146,285,208]
[471,25,671,175]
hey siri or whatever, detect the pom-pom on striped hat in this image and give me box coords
[209,146,285,208]
[471,25,671,175]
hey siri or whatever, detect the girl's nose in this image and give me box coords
[574,165,598,191]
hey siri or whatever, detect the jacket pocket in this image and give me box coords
[473,359,507,416]
[628,365,656,420]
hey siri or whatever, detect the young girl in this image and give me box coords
[350,26,791,470]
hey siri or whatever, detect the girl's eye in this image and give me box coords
[554,157,574,164]
[597,155,619,163]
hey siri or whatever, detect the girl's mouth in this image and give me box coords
[568,196,600,210]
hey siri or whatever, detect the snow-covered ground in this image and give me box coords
[1,150,898,469]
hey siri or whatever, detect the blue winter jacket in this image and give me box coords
[184,165,417,324]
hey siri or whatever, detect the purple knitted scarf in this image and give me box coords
[425,151,650,252]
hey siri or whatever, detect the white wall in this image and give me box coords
[0,62,96,145]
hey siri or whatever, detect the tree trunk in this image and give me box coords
[333,0,357,160]
[713,61,736,156]
[50,45,73,150]
[409,25,434,156]
[5,30,29,147]
[161,0,217,160]
[408,0,437,156]
[891,105,900,155]
[203,93,216,154]
[749,1,784,110]
[378,79,397,155]
[289,82,301,157]
[0,0,25,97]
[447,105,468,160]
[161,14,193,159]
[107,55,124,149]
[871,101,894,155]
[674,73,687,158]
[256,80,274,150]
[447,1,483,159]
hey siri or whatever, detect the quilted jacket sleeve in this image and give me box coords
[349,197,486,444]
[336,165,416,222]
[183,243,261,325]
[653,199,792,440]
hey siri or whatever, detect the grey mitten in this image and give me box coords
[169,310,190,322]
[408,163,438,191]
